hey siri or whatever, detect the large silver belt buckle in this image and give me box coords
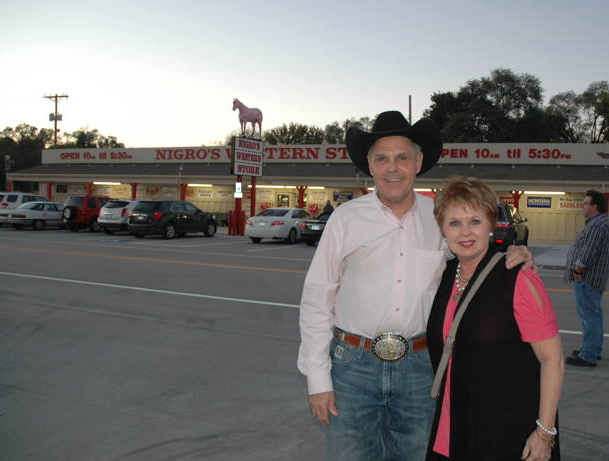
[371,333,409,361]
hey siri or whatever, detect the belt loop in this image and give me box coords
[358,334,366,349]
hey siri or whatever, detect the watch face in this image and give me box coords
[372,334,408,361]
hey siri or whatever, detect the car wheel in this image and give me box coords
[89,218,101,232]
[250,237,262,243]
[163,223,177,239]
[286,228,297,244]
[103,228,115,235]
[203,222,216,237]
[13,224,23,230]
[134,233,145,238]
[305,239,316,246]
[33,220,45,230]
[63,206,76,220]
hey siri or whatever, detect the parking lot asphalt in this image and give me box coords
[0,226,607,461]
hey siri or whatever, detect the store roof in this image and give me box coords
[10,162,609,184]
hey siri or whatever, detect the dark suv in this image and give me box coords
[493,203,529,250]
[62,194,110,232]
[127,200,217,239]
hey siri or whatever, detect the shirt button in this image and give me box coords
[399,252,404,256]
[397,280,402,283]
[395,307,401,311]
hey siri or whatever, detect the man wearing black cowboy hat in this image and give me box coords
[298,111,533,460]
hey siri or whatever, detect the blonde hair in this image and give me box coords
[434,176,498,227]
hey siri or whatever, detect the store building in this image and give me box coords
[6,143,609,243]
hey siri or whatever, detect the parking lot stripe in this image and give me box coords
[0,245,307,274]
[0,270,300,309]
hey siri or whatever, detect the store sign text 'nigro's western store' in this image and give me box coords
[42,144,609,166]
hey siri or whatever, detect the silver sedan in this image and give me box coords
[7,201,65,230]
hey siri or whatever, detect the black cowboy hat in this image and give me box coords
[346,111,442,176]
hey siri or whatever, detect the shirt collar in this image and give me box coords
[371,187,420,222]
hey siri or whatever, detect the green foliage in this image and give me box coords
[60,127,125,148]
[425,68,608,143]
[0,124,124,190]
[263,123,324,145]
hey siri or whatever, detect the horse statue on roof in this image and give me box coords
[232,98,263,138]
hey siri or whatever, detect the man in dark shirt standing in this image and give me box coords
[565,190,609,367]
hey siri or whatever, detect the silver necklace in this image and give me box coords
[453,263,470,301]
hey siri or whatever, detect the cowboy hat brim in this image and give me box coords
[346,117,442,177]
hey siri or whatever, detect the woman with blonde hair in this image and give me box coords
[426,176,564,461]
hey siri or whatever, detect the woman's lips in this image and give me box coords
[459,240,475,248]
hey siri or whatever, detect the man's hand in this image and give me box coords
[506,245,536,271]
[309,391,338,425]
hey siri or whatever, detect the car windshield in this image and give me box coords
[65,196,83,207]
[257,209,288,217]
[103,201,130,209]
[133,201,161,212]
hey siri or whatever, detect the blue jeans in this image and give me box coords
[326,336,435,461]
[574,281,604,363]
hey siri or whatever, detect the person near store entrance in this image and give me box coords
[297,110,534,461]
[565,190,609,367]
[323,200,335,214]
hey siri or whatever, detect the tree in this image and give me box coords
[61,127,125,148]
[580,81,609,143]
[0,124,53,190]
[545,91,585,143]
[263,123,324,145]
[424,68,545,142]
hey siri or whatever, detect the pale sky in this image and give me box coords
[1,0,608,148]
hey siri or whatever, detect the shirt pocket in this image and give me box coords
[414,249,445,292]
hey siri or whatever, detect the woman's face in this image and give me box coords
[441,203,493,265]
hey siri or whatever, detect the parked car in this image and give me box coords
[0,192,49,225]
[7,201,65,230]
[98,199,139,234]
[245,207,312,244]
[62,194,110,232]
[493,203,529,250]
[300,211,332,246]
[127,200,217,239]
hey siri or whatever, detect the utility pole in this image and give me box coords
[43,93,69,147]
[408,94,412,124]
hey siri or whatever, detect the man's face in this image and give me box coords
[582,195,597,218]
[367,136,423,208]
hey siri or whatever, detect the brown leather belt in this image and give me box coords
[333,327,428,352]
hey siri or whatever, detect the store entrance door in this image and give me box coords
[276,193,290,207]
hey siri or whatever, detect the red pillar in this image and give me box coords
[359,187,369,195]
[46,182,53,200]
[7,180,13,192]
[130,183,138,199]
[250,176,257,217]
[511,190,524,211]
[180,183,186,200]
[296,186,307,209]
[229,176,245,235]
[86,182,93,195]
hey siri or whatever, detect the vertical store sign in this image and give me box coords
[231,136,264,176]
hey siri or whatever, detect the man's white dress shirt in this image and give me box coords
[298,191,448,395]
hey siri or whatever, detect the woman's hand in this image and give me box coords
[521,429,552,461]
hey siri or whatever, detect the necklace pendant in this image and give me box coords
[453,293,461,302]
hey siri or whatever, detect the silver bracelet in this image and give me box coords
[536,419,557,436]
